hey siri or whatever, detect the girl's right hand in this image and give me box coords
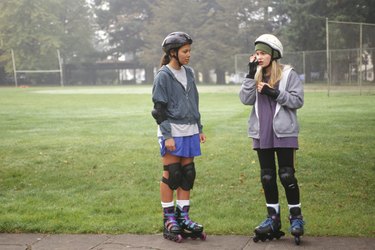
[247,54,258,79]
[250,54,257,63]
[165,138,176,152]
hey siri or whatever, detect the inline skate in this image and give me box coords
[289,207,305,245]
[163,206,183,243]
[253,207,285,242]
[176,205,207,240]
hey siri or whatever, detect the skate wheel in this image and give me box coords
[294,236,300,245]
[200,232,207,241]
[276,231,285,240]
[175,234,183,243]
[253,237,259,243]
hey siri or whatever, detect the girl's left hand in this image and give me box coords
[200,133,206,143]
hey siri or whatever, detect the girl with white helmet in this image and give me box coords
[152,32,207,242]
[239,34,305,245]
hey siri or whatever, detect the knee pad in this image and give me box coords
[279,167,298,190]
[162,163,182,190]
[180,162,196,191]
[261,168,276,189]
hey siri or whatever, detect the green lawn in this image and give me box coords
[0,86,374,237]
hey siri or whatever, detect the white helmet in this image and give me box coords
[254,34,283,59]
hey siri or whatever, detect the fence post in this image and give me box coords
[359,23,363,95]
[326,18,330,96]
[57,49,64,87]
[302,51,306,83]
[11,49,18,88]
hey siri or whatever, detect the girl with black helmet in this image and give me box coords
[239,34,305,245]
[151,32,207,242]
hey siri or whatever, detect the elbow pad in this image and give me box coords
[151,102,167,125]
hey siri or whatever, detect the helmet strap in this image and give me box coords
[170,48,183,67]
[263,49,276,69]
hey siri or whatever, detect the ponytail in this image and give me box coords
[160,54,170,67]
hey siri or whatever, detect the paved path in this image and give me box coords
[1,233,374,250]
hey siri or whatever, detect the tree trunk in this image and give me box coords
[145,66,154,84]
[216,68,226,85]
[202,70,210,84]
[195,71,201,84]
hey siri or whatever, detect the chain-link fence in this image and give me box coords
[326,20,375,94]
[2,19,375,93]
[235,20,375,95]
[235,47,375,95]
[235,51,328,84]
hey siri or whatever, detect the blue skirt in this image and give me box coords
[158,134,201,158]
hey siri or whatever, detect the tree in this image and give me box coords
[277,0,373,51]
[140,0,203,81]
[93,0,154,83]
[0,0,61,72]
[0,0,94,74]
[57,0,96,63]
[276,0,375,83]
[142,0,242,84]
[195,0,242,84]
[236,0,289,52]
[94,0,152,56]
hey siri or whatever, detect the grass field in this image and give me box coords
[0,85,374,237]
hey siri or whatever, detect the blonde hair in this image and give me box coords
[255,60,283,88]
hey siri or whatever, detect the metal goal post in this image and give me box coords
[11,49,64,87]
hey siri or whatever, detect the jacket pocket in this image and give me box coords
[273,108,299,135]
[248,110,259,137]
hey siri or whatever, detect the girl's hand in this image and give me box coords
[165,138,176,151]
[257,81,267,93]
[200,133,206,143]
[247,54,258,79]
[249,54,257,63]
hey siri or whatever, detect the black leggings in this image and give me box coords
[256,148,300,205]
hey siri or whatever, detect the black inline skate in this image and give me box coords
[253,207,285,242]
[163,206,183,243]
[289,207,305,245]
[176,205,207,240]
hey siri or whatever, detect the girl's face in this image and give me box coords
[255,50,271,68]
[177,44,191,65]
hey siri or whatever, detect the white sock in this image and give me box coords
[176,200,190,209]
[161,201,174,208]
[266,203,280,214]
[288,203,301,211]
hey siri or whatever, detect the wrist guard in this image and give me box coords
[246,60,258,79]
[261,84,280,100]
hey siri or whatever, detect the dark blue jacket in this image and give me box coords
[152,65,203,139]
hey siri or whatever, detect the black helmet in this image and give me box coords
[162,32,193,54]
